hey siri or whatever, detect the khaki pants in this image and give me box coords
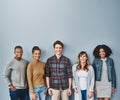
[51,89,68,100]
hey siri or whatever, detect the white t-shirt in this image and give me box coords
[77,70,88,90]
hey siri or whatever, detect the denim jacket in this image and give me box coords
[92,57,116,88]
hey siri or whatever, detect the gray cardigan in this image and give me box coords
[72,64,95,100]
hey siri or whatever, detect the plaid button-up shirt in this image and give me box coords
[45,55,72,90]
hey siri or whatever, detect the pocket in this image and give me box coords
[9,88,17,95]
[41,85,46,91]
[9,88,17,92]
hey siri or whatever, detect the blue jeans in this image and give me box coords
[34,85,46,100]
[46,93,51,100]
[81,90,87,100]
[69,89,74,100]
[9,88,30,100]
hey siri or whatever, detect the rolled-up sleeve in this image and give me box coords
[67,59,73,78]
[45,59,51,77]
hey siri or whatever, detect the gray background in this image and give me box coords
[0,0,120,100]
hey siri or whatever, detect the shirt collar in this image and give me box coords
[54,54,63,60]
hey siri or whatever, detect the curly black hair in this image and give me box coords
[93,44,112,58]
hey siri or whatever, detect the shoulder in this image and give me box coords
[62,55,69,59]
[6,58,15,67]
[40,61,45,66]
[88,65,94,70]
[107,57,113,61]
[72,64,77,70]
[61,55,71,62]
[27,61,33,68]
[72,64,78,68]
[88,65,94,74]
[40,61,45,64]
[22,58,28,62]
[8,58,15,63]
[106,57,114,64]
[93,58,102,64]
[47,55,55,61]
[46,56,55,64]
[93,58,101,62]
[21,58,29,64]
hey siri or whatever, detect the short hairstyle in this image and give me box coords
[14,45,23,51]
[93,44,112,58]
[53,40,64,48]
[32,46,41,53]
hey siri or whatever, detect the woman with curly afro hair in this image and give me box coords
[92,44,116,100]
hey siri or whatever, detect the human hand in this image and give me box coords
[112,87,115,94]
[88,92,93,99]
[9,84,16,91]
[32,92,37,100]
[74,88,78,93]
[67,88,72,96]
[48,88,53,96]
[94,88,97,94]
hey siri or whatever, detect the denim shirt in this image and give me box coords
[92,57,116,88]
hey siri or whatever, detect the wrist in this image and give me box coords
[9,84,14,89]
[74,87,77,90]
[47,86,50,89]
[31,92,35,94]
[8,84,12,87]
[30,89,34,93]
[47,87,50,90]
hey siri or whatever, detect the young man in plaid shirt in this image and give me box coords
[45,40,73,100]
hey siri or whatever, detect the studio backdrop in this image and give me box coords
[0,0,120,100]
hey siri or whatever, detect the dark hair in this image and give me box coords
[93,44,112,58]
[14,45,23,51]
[76,51,89,71]
[32,46,41,53]
[53,40,64,48]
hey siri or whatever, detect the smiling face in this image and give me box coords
[79,53,88,64]
[99,48,106,58]
[14,48,23,60]
[54,44,63,56]
[32,50,41,61]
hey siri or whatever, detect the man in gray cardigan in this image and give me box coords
[4,46,30,100]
